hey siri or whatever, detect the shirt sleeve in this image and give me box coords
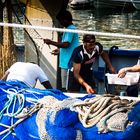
[95,42,103,55]
[73,51,83,64]
[62,31,74,43]
[37,66,49,83]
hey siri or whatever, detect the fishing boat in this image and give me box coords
[94,0,135,9]
[0,0,140,140]
[69,0,94,9]
[131,0,140,10]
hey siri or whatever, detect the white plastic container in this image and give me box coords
[106,72,139,86]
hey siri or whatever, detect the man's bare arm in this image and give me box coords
[101,51,116,74]
[1,71,10,81]
[118,65,140,78]
[41,81,53,89]
[73,63,95,94]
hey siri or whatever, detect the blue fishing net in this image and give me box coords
[1,80,140,140]
[14,114,40,140]
[45,121,77,140]
[75,122,124,140]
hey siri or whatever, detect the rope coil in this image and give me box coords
[73,94,137,133]
[0,88,41,139]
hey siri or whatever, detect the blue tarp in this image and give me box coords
[0,80,140,140]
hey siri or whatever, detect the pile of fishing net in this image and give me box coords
[0,80,140,140]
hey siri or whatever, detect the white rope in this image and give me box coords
[0,22,140,40]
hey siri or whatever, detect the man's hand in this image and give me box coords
[118,68,127,78]
[85,84,96,94]
[50,49,59,55]
[43,39,52,45]
[109,66,117,74]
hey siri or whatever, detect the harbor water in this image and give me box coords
[69,8,140,49]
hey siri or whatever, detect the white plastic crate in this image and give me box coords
[106,72,139,86]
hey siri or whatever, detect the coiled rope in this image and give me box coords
[0,22,140,40]
[73,94,137,133]
[0,88,41,139]
[0,88,25,139]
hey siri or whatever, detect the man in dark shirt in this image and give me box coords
[67,34,116,94]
